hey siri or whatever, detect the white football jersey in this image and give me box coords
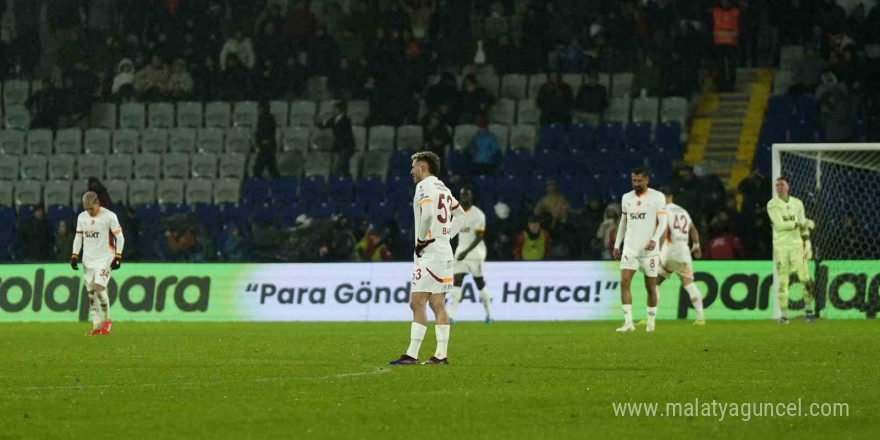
[455,206,486,261]
[75,208,123,267]
[663,202,693,257]
[413,175,459,261]
[620,188,666,257]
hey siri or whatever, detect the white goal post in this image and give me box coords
[771,143,880,319]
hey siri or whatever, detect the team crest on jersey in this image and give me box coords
[636,201,641,206]
[90,220,95,225]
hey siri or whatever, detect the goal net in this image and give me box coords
[772,144,880,319]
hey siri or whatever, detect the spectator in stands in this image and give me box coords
[223,225,248,262]
[356,228,393,261]
[561,37,586,73]
[254,2,284,38]
[254,59,286,101]
[458,74,495,124]
[487,203,516,261]
[283,57,309,98]
[489,35,519,75]
[60,61,94,130]
[631,56,660,97]
[194,56,221,102]
[705,213,745,259]
[54,221,75,262]
[514,215,552,261]
[135,54,169,100]
[537,72,574,125]
[322,215,357,262]
[92,66,112,102]
[815,71,852,142]
[253,102,280,178]
[738,168,770,216]
[470,119,500,175]
[712,0,740,92]
[27,65,67,129]
[329,57,358,101]
[778,0,811,45]
[165,226,201,261]
[87,178,113,209]
[58,29,90,73]
[534,179,570,227]
[317,102,355,176]
[424,113,451,160]
[112,58,136,100]
[484,2,509,46]
[19,205,53,262]
[255,20,286,67]
[308,24,341,76]
[574,72,608,125]
[596,203,620,260]
[425,71,458,112]
[283,0,318,53]
[219,54,252,101]
[401,0,437,41]
[220,27,256,70]
[166,58,194,101]
[150,30,179,64]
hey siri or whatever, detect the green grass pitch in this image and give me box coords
[1,320,877,439]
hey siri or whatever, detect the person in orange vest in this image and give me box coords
[713,0,740,91]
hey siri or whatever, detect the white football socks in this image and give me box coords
[406,322,427,359]
[434,324,450,360]
[448,287,462,319]
[98,291,111,321]
[89,292,101,330]
[479,288,492,319]
[684,283,704,320]
[622,304,633,324]
[647,306,657,325]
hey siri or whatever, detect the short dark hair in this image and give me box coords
[528,214,540,224]
[659,186,673,196]
[632,167,650,177]
[334,101,347,113]
[776,176,790,184]
[411,151,442,176]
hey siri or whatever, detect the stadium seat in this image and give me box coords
[277,150,305,176]
[316,99,336,122]
[631,97,659,126]
[533,149,560,175]
[106,154,133,180]
[304,151,333,177]
[129,180,157,205]
[655,122,682,156]
[241,178,269,206]
[488,124,510,152]
[14,181,42,208]
[500,74,528,99]
[104,179,128,206]
[453,124,478,151]
[162,153,190,179]
[660,97,687,126]
[270,176,298,204]
[307,76,330,100]
[355,176,384,205]
[489,98,516,125]
[0,186,12,207]
[289,100,317,126]
[26,129,53,155]
[539,124,567,150]
[596,122,624,149]
[509,125,537,151]
[281,126,310,152]
[361,150,390,178]
[477,72,500,97]
[606,97,631,123]
[119,102,146,128]
[3,79,29,106]
[0,156,19,181]
[348,100,369,126]
[396,125,423,151]
[562,74,583,95]
[213,179,241,205]
[169,127,197,154]
[219,153,247,179]
[48,155,76,180]
[233,101,258,129]
[134,153,161,179]
[157,180,185,205]
[176,101,203,127]
[496,173,525,211]
[84,129,111,155]
[224,127,251,153]
[46,203,72,226]
[19,155,47,180]
[112,129,138,154]
[309,126,333,151]
[516,99,539,125]
[311,201,333,218]
[300,175,327,204]
[611,72,634,98]
[447,148,470,175]
[625,122,652,150]
[525,174,548,200]
[197,127,224,154]
[0,130,24,155]
[89,102,117,129]
[71,179,89,203]
[147,102,174,128]
[4,104,30,129]
[328,175,355,202]
[527,74,546,98]
[779,45,805,70]
[141,128,169,153]
[205,102,231,127]
[269,101,289,127]
[765,96,794,123]
[368,126,395,151]
[353,126,367,152]
[568,123,594,150]
[502,148,530,175]
[773,70,793,95]
[278,203,305,227]
[191,153,218,179]
[43,181,71,207]
[54,128,82,155]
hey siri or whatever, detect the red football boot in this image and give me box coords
[100,319,112,334]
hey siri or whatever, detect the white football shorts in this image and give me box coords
[620,251,659,277]
[412,258,454,294]
[453,259,484,278]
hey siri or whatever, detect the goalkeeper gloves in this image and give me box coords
[804,240,813,260]
[414,238,435,258]
[110,253,122,270]
[70,254,79,270]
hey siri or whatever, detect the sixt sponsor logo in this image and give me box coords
[629,213,647,220]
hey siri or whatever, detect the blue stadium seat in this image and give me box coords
[765,96,794,123]
[533,149,560,176]
[328,175,355,202]
[538,124,567,150]
[655,122,681,154]
[788,119,818,143]
[47,205,73,227]
[220,203,248,229]
[397,204,414,228]
[300,175,327,205]
[356,176,385,205]
[335,200,365,220]
[194,203,221,234]
[447,149,470,176]
[242,178,269,206]
[596,122,624,149]
[367,201,392,226]
[311,201,333,218]
[759,120,786,144]
[135,204,160,230]
[496,173,525,211]
[568,123,594,151]
[471,175,496,204]
[502,148,531,175]
[269,176,298,204]
[390,150,415,176]
[526,174,549,201]
[558,173,585,205]
[250,202,278,225]
[625,122,652,151]
[279,203,305,227]
[560,148,588,173]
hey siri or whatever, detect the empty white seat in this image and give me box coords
[352,126,367,152]
[516,99,539,125]
[26,129,53,155]
[488,124,510,152]
[176,101,203,127]
[606,97,631,123]
[490,98,516,125]
[104,179,128,205]
[205,102,231,127]
[360,150,390,178]
[3,79,29,106]
[14,181,42,207]
[112,129,138,154]
[140,128,169,153]
[527,74,546,98]
[219,153,247,178]
[89,102,117,129]
[632,97,659,125]
[317,99,336,122]
[348,100,369,126]
[134,153,161,179]
[309,126,333,151]
[169,128,196,154]
[281,126,309,152]
[0,156,19,181]
[44,181,71,207]
[510,125,537,151]
[54,128,82,155]
[19,155,47,180]
[77,154,106,180]
[106,154,133,180]
[660,97,687,125]
[307,76,330,100]
[48,154,76,180]
[347,151,364,178]
[0,130,25,155]
[119,102,145,128]
[780,45,805,70]
[128,180,156,205]
[233,101,258,129]
[162,153,190,179]
[191,153,218,179]
[774,70,793,95]
[197,127,224,153]
[270,101,289,127]
[186,179,213,204]
[500,74,528,100]
[157,179,185,205]
[213,179,241,204]
[368,125,394,151]
[477,72,500,97]
[396,125,423,151]
[562,74,583,95]
[277,150,305,176]
[3,104,30,129]
[224,127,251,153]
[453,124,478,151]
[289,100,317,126]
[84,129,111,155]
[304,151,333,177]
[611,73,634,98]
[147,102,174,128]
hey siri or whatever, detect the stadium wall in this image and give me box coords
[0,261,877,322]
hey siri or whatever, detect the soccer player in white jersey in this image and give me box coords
[656,187,706,325]
[448,186,493,324]
[389,151,467,365]
[612,168,667,332]
[71,191,125,336]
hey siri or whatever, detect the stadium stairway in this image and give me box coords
[685,68,773,190]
